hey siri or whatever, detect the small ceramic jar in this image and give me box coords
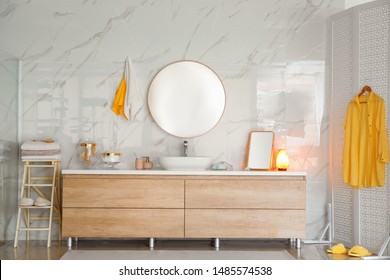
[135,158,143,170]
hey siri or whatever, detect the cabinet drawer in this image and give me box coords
[185,209,305,238]
[62,209,184,238]
[63,178,184,208]
[185,179,305,209]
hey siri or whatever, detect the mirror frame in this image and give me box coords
[246,131,274,170]
[147,60,226,138]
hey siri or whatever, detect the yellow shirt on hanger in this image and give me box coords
[343,91,389,188]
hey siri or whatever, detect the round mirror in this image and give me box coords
[148,60,225,138]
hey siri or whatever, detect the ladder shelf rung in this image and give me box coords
[16,227,50,231]
[30,176,53,180]
[22,183,54,187]
[19,205,52,209]
[30,216,59,221]
[24,165,56,168]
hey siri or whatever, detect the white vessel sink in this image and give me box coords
[158,156,211,171]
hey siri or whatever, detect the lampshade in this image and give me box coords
[276,149,289,171]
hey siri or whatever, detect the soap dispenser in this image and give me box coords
[143,156,153,170]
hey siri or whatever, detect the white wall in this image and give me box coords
[0,0,345,240]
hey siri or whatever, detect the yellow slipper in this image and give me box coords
[348,245,372,257]
[327,243,347,254]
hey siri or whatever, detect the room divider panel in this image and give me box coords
[330,0,390,255]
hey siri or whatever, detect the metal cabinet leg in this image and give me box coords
[149,238,155,249]
[296,238,301,249]
[67,237,72,248]
[213,238,220,249]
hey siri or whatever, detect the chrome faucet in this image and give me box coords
[183,141,188,157]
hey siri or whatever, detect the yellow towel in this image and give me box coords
[111,76,128,120]
[348,245,372,257]
[326,243,347,254]
[112,57,141,121]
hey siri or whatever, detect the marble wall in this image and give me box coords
[0,0,344,239]
[0,50,19,241]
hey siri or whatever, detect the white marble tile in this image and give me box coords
[0,51,19,240]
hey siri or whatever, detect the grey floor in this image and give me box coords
[0,238,362,260]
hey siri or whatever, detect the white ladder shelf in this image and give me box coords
[14,160,61,247]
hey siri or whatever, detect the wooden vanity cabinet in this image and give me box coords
[185,178,306,238]
[62,176,185,238]
[62,174,306,243]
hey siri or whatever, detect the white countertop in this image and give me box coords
[62,169,306,176]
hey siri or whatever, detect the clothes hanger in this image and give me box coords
[358,85,372,103]
[358,85,371,97]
